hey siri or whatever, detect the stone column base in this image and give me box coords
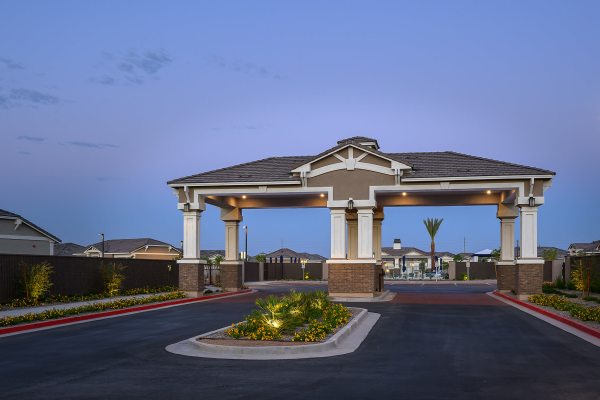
[515,262,543,299]
[221,261,243,292]
[328,262,381,298]
[496,262,516,291]
[178,263,205,297]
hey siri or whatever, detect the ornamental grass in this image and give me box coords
[225,290,351,342]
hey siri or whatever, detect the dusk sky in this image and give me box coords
[1,1,599,256]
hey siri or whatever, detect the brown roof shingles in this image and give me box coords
[168,139,555,185]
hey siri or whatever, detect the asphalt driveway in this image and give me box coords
[0,282,598,400]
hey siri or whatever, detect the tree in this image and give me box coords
[453,254,464,263]
[423,218,443,272]
[543,248,558,262]
[213,254,224,266]
[255,253,267,263]
[491,248,500,262]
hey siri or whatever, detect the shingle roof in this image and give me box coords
[568,241,600,252]
[168,138,555,185]
[381,246,428,257]
[86,238,179,254]
[264,247,326,261]
[0,209,61,242]
[54,242,86,256]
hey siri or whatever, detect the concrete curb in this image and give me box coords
[330,290,396,303]
[488,291,600,347]
[0,289,255,338]
[165,307,381,360]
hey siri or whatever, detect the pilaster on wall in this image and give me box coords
[373,208,384,262]
[346,211,358,259]
[497,203,518,263]
[330,208,347,259]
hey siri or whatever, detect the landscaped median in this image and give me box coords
[0,289,253,336]
[166,290,381,360]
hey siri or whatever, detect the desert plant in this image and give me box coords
[20,262,53,302]
[213,254,224,266]
[102,262,126,297]
[423,218,443,272]
[571,257,593,298]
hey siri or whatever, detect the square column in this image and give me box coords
[330,208,347,259]
[182,210,201,259]
[357,208,374,259]
[499,217,516,262]
[346,211,358,259]
[221,207,244,291]
[373,208,384,262]
[519,206,539,260]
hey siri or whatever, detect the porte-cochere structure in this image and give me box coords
[167,137,554,299]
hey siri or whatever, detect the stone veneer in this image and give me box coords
[179,263,204,297]
[496,264,516,291]
[328,263,383,297]
[220,262,243,292]
[515,263,543,297]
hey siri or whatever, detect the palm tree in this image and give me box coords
[423,218,444,272]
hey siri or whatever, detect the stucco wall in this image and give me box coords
[308,169,394,200]
[0,238,52,255]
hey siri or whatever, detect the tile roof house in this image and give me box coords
[0,209,61,255]
[381,239,454,276]
[568,240,600,255]
[263,248,327,263]
[76,238,182,260]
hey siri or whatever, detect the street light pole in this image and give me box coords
[99,233,105,258]
[244,225,248,261]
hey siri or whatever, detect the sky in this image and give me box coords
[1,0,599,256]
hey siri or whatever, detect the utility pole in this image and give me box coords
[463,236,466,254]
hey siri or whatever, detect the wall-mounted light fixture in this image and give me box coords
[183,202,190,212]
[528,196,536,207]
[347,198,354,210]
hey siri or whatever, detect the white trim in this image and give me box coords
[0,234,54,242]
[401,174,553,182]
[169,181,300,188]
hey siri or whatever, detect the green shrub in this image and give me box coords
[0,291,185,327]
[20,262,53,303]
[102,263,126,296]
[554,276,566,289]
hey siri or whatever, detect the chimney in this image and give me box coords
[393,239,401,250]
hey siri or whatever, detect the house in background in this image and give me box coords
[568,240,600,255]
[54,242,86,256]
[263,248,327,263]
[75,238,181,260]
[200,250,225,263]
[0,209,60,255]
[381,239,454,277]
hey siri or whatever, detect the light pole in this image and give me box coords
[243,225,248,261]
[99,233,105,258]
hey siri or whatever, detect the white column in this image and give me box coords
[373,208,384,262]
[183,210,201,259]
[357,208,374,259]
[224,221,240,261]
[499,217,516,262]
[330,208,346,259]
[519,206,538,259]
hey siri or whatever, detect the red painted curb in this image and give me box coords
[493,291,600,339]
[0,289,253,336]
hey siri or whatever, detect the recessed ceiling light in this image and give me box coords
[242,195,247,199]
[320,193,325,198]
[486,190,491,195]
[402,192,407,196]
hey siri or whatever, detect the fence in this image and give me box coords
[244,262,324,281]
[454,262,497,280]
[0,254,179,302]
